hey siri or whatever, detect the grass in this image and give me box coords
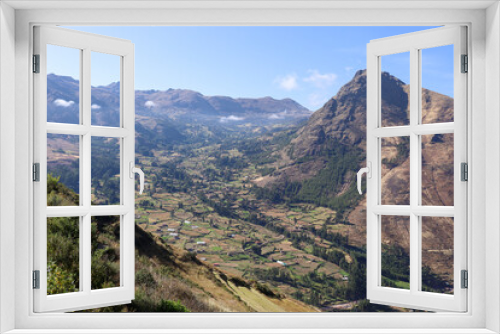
[383,277,410,290]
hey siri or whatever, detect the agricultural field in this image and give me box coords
[131,133,363,310]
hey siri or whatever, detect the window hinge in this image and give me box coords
[33,163,40,182]
[461,270,468,289]
[461,162,468,181]
[461,54,468,73]
[33,54,40,73]
[33,270,40,289]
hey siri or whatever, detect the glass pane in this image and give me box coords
[381,52,410,127]
[91,52,121,127]
[421,217,454,294]
[91,216,120,290]
[47,133,80,206]
[381,215,410,290]
[47,44,80,124]
[47,217,80,295]
[421,133,454,206]
[421,45,454,124]
[381,137,410,205]
[91,137,121,205]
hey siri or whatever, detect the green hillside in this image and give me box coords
[47,176,317,312]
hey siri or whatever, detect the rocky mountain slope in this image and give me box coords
[252,69,455,286]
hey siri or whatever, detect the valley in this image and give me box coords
[46,69,454,312]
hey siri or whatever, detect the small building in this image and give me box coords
[184,220,191,225]
[167,228,175,232]
[277,260,286,266]
[197,241,206,245]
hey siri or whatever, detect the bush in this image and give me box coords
[136,269,157,288]
[256,282,281,299]
[156,300,190,312]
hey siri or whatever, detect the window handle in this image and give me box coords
[357,162,372,195]
[129,162,145,194]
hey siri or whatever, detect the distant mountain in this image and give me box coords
[47,74,311,126]
[255,69,453,197]
[251,69,454,283]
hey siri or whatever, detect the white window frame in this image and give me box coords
[365,26,467,312]
[33,26,136,312]
[0,2,499,333]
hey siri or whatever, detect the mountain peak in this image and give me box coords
[290,69,450,158]
[354,69,365,77]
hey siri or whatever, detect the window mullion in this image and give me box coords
[409,47,420,294]
[82,47,92,294]
[78,43,85,300]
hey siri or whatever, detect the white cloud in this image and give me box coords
[53,99,75,108]
[308,93,329,109]
[268,110,288,120]
[91,104,101,110]
[304,70,337,88]
[345,66,354,72]
[144,100,156,108]
[220,115,244,123]
[275,74,299,91]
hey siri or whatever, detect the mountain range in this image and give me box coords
[47,68,456,309]
[47,73,311,127]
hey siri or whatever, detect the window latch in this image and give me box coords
[129,162,145,194]
[357,162,372,195]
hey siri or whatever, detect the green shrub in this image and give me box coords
[156,300,190,312]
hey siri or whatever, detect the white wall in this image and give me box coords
[2,3,497,332]
[0,2,16,333]
[486,2,500,333]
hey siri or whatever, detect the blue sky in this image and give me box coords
[55,26,453,110]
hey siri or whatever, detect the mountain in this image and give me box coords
[250,69,454,286]
[46,69,455,309]
[47,74,311,127]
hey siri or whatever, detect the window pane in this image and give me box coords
[381,137,410,205]
[421,45,454,124]
[380,52,410,127]
[91,137,121,205]
[91,216,121,290]
[421,217,454,294]
[91,52,121,127]
[47,44,80,124]
[421,133,454,206]
[47,217,80,295]
[47,133,80,206]
[381,215,410,290]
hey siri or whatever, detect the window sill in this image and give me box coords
[4,330,498,334]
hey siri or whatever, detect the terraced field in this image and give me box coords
[133,143,361,309]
